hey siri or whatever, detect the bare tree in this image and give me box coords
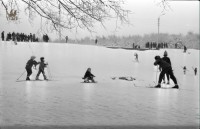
[0,0,169,32]
[0,0,131,32]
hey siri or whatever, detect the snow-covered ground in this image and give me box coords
[0,41,199,128]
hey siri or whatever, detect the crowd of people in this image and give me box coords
[145,42,168,49]
[1,31,39,42]
[43,34,49,42]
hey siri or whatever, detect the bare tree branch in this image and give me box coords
[0,0,130,32]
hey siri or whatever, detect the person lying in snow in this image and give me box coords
[82,68,96,83]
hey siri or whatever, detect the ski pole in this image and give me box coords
[47,67,51,79]
[16,70,26,80]
[47,64,52,79]
[155,66,158,83]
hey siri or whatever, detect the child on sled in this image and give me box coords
[82,68,96,83]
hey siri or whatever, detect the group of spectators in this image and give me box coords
[43,34,49,42]
[145,42,168,49]
[1,31,39,42]
[132,43,141,49]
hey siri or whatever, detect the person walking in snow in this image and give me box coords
[154,56,179,89]
[95,38,98,45]
[184,46,187,53]
[192,67,197,76]
[134,53,138,62]
[183,66,187,74]
[82,68,96,83]
[161,51,171,84]
[35,57,48,80]
[25,56,38,80]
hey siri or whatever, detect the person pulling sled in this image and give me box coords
[154,56,179,89]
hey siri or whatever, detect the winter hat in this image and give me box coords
[164,51,168,56]
[155,55,161,60]
[40,57,44,60]
[31,56,36,60]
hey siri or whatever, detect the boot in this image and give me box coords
[26,77,30,81]
[44,75,48,80]
[35,76,39,80]
[172,85,179,89]
[154,84,161,88]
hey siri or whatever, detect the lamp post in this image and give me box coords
[157,13,165,45]
[59,3,61,42]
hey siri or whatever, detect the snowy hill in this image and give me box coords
[0,41,199,128]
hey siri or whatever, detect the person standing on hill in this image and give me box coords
[134,53,138,62]
[161,51,171,84]
[184,46,187,53]
[65,36,68,43]
[154,56,179,89]
[35,57,48,80]
[95,38,98,45]
[25,56,38,80]
[193,67,197,76]
[1,31,4,41]
[183,66,187,74]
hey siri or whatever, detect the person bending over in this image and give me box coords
[154,56,179,89]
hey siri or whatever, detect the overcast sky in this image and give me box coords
[0,0,199,40]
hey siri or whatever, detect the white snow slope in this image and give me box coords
[0,41,199,128]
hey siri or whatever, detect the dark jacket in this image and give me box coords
[38,61,47,71]
[1,32,4,38]
[162,57,171,65]
[154,58,171,70]
[83,71,95,79]
[25,59,38,69]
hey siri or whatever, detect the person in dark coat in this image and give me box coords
[183,66,187,74]
[65,36,68,43]
[154,56,179,89]
[95,39,98,45]
[193,67,197,76]
[134,53,138,62]
[184,46,187,53]
[82,68,96,83]
[35,57,48,80]
[161,51,171,84]
[25,56,38,80]
[1,31,4,41]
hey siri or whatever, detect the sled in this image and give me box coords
[81,81,97,83]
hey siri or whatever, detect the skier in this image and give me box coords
[183,66,187,74]
[35,57,48,80]
[193,67,197,76]
[184,46,187,53]
[134,53,138,62]
[25,56,38,80]
[154,56,179,89]
[161,51,171,84]
[82,68,96,83]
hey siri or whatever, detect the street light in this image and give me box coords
[157,13,165,45]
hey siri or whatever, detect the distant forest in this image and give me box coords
[54,32,199,49]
